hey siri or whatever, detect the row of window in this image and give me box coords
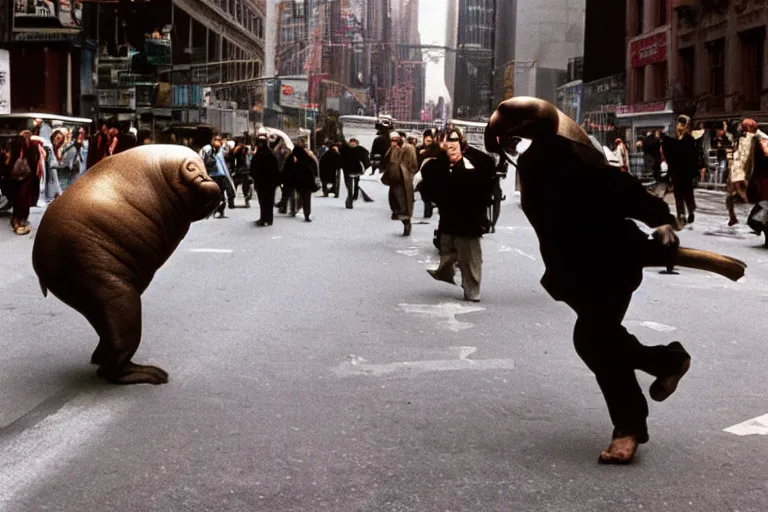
[632,27,766,108]
[208,0,264,40]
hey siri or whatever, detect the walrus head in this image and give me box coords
[486,96,593,155]
[173,148,222,221]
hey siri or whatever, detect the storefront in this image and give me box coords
[615,101,676,143]
[8,0,86,116]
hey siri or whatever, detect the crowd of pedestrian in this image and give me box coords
[629,115,768,238]
[0,113,502,300]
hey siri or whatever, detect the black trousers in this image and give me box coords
[278,186,295,213]
[296,190,312,218]
[211,176,229,215]
[345,176,359,207]
[671,177,696,218]
[233,173,253,202]
[564,287,678,440]
[256,185,275,224]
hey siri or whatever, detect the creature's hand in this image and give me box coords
[653,224,680,247]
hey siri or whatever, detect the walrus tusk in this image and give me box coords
[644,247,747,282]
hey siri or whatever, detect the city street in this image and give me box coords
[1,178,767,512]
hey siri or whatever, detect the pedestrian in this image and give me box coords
[2,131,43,235]
[614,138,629,173]
[416,128,440,218]
[369,118,393,175]
[420,128,494,301]
[487,96,692,464]
[250,129,281,227]
[729,119,765,225]
[200,134,236,218]
[339,137,373,208]
[381,131,418,235]
[282,138,319,222]
[319,140,343,198]
[232,139,253,208]
[642,130,662,182]
[661,115,705,225]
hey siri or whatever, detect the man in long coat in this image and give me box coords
[381,132,418,236]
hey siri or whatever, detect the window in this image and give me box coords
[634,66,645,103]
[706,38,725,97]
[679,47,695,97]
[293,0,305,18]
[740,27,765,104]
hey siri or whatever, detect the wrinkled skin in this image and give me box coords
[32,145,221,385]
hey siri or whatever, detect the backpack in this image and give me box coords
[10,155,32,180]
[202,150,217,174]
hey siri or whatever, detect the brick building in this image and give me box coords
[673,0,767,124]
[623,0,768,139]
[620,0,676,140]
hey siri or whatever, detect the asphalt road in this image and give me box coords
[1,177,767,512]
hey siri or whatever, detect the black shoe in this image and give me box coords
[228,202,236,210]
[687,213,695,224]
[305,217,312,223]
[403,222,411,236]
[245,201,251,208]
[650,342,691,402]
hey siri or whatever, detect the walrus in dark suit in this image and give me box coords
[486,97,691,464]
[32,145,221,385]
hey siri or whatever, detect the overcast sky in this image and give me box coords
[418,0,450,103]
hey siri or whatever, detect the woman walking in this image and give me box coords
[3,131,43,235]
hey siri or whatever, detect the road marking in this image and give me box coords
[626,320,677,333]
[0,393,125,511]
[513,248,536,261]
[332,346,515,378]
[189,248,234,254]
[724,414,768,436]
[397,249,419,257]
[271,236,283,240]
[397,302,485,332]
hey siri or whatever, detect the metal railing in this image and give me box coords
[628,152,728,190]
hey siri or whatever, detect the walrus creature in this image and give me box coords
[485,97,746,465]
[32,145,221,385]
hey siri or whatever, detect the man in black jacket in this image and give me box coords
[420,128,495,301]
[250,130,281,226]
[340,137,373,208]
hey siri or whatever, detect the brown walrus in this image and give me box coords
[32,145,221,385]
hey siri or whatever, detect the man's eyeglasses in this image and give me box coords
[677,116,690,125]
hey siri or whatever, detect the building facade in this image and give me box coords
[621,0,675,138]
[672,0,768,123]
[513,0,586,104]
[444,0,496,121]
[580,0,627,145]
[1,0,266,137]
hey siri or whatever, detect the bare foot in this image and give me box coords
[598,435,639,465]
[97,362,169,385]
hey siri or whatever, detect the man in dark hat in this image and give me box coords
[250,128,281,226]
